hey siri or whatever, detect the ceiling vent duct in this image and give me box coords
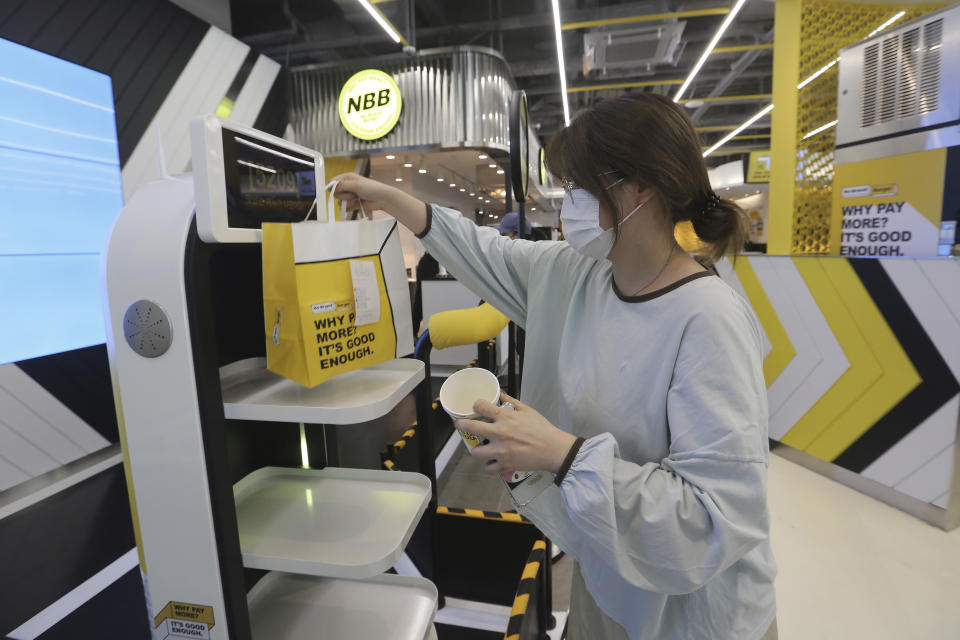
[583,22,686,78]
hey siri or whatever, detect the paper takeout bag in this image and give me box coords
[262,192,413,387]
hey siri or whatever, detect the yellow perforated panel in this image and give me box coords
[792,1,943,254]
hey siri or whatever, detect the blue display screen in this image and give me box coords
[0,37,123,365]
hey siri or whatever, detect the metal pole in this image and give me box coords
[413,336,444,608]
[407,0,416,49]
[517,200,526,240]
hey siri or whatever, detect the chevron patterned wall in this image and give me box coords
[718,256,960,510]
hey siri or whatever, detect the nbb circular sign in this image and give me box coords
[338,69,402,141]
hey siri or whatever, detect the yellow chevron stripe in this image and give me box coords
[783,259,920,457]
[805,259,920,460]
[394,440,406,449]
[533,539,546,551]
[403,428,416,438]
[510,593,530,617]
[464,508,485,519]
[734,258,795,386]
[500,512,525,523]
[505,635,520,640]
[783,258,879,448]
[521,561,540,581]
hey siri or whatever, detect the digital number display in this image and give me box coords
[221,130,318,228]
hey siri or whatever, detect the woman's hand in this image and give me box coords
[457,391,578,477]
[331,173,390,213]
[331,173,428,235]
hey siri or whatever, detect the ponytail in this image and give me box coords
[689,195,749,265]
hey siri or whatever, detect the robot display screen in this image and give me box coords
[221,129,318,228]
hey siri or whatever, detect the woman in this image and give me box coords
[333,93,777,640]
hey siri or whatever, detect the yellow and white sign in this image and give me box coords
[832,148,945,257]
[746,150,771,183]
[338,69,402,141]
[155,601,214,640]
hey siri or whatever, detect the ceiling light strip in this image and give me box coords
[702,103,774,157]
[551,0,571,126]
[562,7,729,31]
[673,0,748,102]
[801,119,838,140]
[356,0,408,45]
[797,57,839,90]
[867,10,906,37]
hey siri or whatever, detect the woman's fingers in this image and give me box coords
[472,399,501,420]
[456,417,497,440]
[498,390,524,410]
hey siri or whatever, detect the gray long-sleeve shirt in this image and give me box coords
[419,205,777,639]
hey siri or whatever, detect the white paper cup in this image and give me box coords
[439,367,501,448]
[439,368,537,488]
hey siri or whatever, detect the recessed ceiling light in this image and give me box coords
[531,207,537,211]
[385,154,396,160]
[403,163,413,168]
[418,169,427,174]
[485,199,490,203]
[496,169,504,175]
[395,177,403,182]
[449,183,456,187]
[436,177,444,182]
[478,196,483,200]
[459,188,466,192]
[469,192,475,196]
[478,154,488,159]
[488,164,497,168]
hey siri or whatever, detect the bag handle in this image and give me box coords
[309,179,369,224]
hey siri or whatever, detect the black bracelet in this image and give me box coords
[554,437,586,486]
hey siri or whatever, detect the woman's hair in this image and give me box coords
[545,92,748,264]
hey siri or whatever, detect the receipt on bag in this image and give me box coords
[349,259,380,326]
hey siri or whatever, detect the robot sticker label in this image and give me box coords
[154,601,214,640]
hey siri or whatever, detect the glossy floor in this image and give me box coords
[768,453,960,639]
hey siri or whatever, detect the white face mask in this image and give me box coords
[560,186,647,261]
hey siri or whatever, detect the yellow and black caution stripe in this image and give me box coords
[437,506,532,524]
[504,539,547,640]
[383,459,399,471]
[391,425,418,451]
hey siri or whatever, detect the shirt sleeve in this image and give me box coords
[417,204,561,327]
[525,300,771,596]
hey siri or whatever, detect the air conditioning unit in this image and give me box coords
[836,5,959,146]
[833,4,960,258]
[583,22,686,78]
